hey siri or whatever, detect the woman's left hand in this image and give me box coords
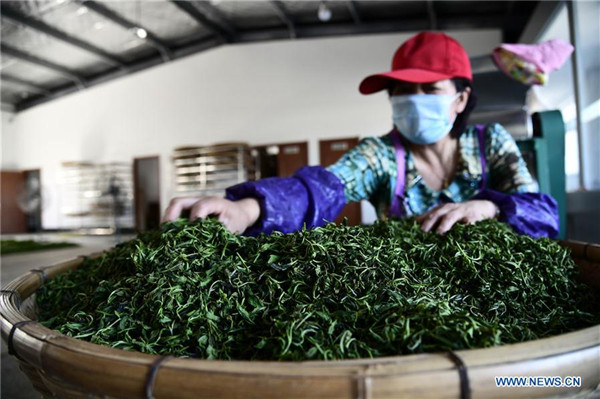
[415,200,500,234]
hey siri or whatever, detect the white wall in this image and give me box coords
[1,30,501,229]
[1,111,17,169]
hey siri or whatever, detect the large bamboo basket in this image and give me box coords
[2,240,599,399]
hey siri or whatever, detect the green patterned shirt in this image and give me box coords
[327,123,538,219]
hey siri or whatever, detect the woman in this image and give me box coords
[163,32,558,239]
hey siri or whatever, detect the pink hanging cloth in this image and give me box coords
[492,39,574,85]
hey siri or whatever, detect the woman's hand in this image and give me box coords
[415,200,499,234]
[162,197,261,234]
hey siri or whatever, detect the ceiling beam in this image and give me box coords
[270,1,296,39]
[79,0,173,61]
[0,43,87,88]
[170,1,232,43]
[426,1,437,30]
[238,20,431,42]
[0,3,127,69]
[0,73,52,96]
[185,1,238,39]
[437,14,511,31]
[346,1,362,25]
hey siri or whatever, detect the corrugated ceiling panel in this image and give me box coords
[0,54,74,88]
[37,1,157,63]
[99,1,213,47]
[217,1,283,30]
[0,12,18,36]
[0,18,114,76]
[4,0,65,19]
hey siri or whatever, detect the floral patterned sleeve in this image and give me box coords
[486,123,539,193]
[326,136,393,203]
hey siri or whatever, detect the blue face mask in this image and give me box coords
[391,94,459,145]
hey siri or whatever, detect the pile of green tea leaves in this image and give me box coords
[37,219,599,360]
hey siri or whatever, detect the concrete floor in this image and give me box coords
[1,233,130,399]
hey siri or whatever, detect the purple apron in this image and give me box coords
[388,125,487,218]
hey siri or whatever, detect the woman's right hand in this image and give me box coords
[162,197,261,234]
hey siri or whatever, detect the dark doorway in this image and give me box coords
[1,171,27,234]
[277,142,309,178]
[319,137,362,226]
[133,156,160,232]
[253,146,279,179]
[252,142,309,179]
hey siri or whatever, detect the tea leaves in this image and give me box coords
[37,218,599,360]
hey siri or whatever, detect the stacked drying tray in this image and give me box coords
[60,161,134,232]
[172,142,256,196]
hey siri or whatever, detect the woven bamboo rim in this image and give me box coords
[2,241,599,399]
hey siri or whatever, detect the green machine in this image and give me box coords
[516,110,567,239]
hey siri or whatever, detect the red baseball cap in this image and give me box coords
[359,32,473,95]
